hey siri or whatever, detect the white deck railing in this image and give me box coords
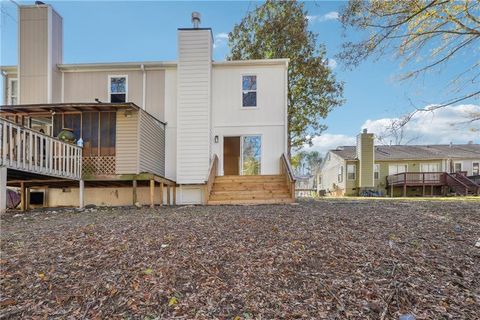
[0,118,82,180]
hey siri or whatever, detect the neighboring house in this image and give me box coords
[319,129,480,197]
[0,3,294,210]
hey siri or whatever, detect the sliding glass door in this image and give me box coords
[241,135,261,175]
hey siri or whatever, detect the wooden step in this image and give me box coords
[209,193,291,201]
[214,175,285,183]
[212,183,288,192]
[207,198,294,205]
[211,189,289,197]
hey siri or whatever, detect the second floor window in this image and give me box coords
[109,76,127,103]
[242,75,257,107]
[8,78,18,105]
[374,164,380,180]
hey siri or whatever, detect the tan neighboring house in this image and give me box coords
[0,3,295,211]
[319,129,480,197]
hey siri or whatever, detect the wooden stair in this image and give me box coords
[207,175,294,205]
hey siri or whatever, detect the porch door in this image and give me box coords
[241,135,261,175]
[223,137,240,175]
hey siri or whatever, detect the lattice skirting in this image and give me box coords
[82,156,116,176]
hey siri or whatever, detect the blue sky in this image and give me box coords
[1,1,479,152]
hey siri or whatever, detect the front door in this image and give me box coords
[223,137,240,175]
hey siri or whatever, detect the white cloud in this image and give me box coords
[213,32,228,48]
[327,58,337,69]
[302,104,480,155]
[302,133,356,154]
[307,11,339,23]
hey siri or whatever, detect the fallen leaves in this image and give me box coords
[0,199,479,319]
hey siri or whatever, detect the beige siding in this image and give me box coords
[51,9,63,103]
[116,110,139,174]
[19,6,49,104]
[145,70,165,121]
[357,132,375,188]
[176,29,212,184]
[320,152,346,195]
[138,111,165,176]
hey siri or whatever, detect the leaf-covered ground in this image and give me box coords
[1,199,479,319]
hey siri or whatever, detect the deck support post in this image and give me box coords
[167,185,171,206]
[79,179,84,209]
[132,180,138,205]
[431,185,434,196]
[173,185,176,205]
[422,185,425,197]
[403,183,407,197]
[150,179,155,208]
[159,182,164,206]
[20,182,26,211]
[390,184,394,197]
[0,166,6,213]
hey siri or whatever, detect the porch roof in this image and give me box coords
[0,102,141,115]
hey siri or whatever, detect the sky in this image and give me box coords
[1,0,479,154]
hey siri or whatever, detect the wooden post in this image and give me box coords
[0,166,6,213]
[150,179,155,208]
[159,182,164,205]
[403,183,407,197]
[167,185,171,206]
[173,184,176,205]
[390,184,394,197]
[79,179,85,209]
[132,180,138,205]
[431,184,434,196]
[20,182,26,212]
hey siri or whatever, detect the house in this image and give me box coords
[0,3,295,211]
[319,129,480,197]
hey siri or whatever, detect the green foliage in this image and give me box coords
[228,0,344,154]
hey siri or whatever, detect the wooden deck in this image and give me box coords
[387,172,480,197]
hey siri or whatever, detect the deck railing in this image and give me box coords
[0,118,82,180]
[204,154,218,203]
[280,153,296,201]
[387,172,445,186]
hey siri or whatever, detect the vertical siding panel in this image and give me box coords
[116,111,139,174]
[176,30,212,184]
[138,111,165,176]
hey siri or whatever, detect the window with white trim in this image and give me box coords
[7,78,18,105]
[374,164,380,180]
[338,166,343,183]
[420,163,440,172]
[388,164,407,175]
[109,76,127,103]
[454,162,462,172]
[347,164,356,180]
[242,75,257,107]
[472,162,479,175]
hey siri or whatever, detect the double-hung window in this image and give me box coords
[109,76,127,103]
[242,75,257,107]
[472,162,479,175]
[374,164,380,180]
[347,164,356,180]
[338,166,343,183]
[7,78,18,105]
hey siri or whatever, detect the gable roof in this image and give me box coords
[330,144,480,161]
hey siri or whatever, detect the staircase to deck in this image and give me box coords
[208,175,294,205]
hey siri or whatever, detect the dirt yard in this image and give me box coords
[1,199,479,319]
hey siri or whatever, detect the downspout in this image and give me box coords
[141,64,146,110]
[1,71,7,105]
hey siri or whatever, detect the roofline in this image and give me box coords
[213,59,289,67]
[57,61,177,72]
[0,66,17,74]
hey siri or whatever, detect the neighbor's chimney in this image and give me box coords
[357,128,375,189]
[191,12,201,28]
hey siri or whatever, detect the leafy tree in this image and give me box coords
[228,0,344,155]
[338,0,480,123]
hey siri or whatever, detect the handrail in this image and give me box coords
[445,173,469,195]
[0,118,82,180]
[204,154,218,203]
[280,153,296,201]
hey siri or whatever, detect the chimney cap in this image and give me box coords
[191,12,201,28]
[362,128,368,134]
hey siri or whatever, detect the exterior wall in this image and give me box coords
[19,6,49,104]
[51,9,63,103]
[115,110,139,174]
[138,111,165,176]
[3,73,18,105]
[211,64,287,175]
[450,159,480,175]
[319,152,346,196]
[176,29,212,184]
[145,70,165,121]
[356,131,375,188]
[345,160,359,195]
[164,69,177,181]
